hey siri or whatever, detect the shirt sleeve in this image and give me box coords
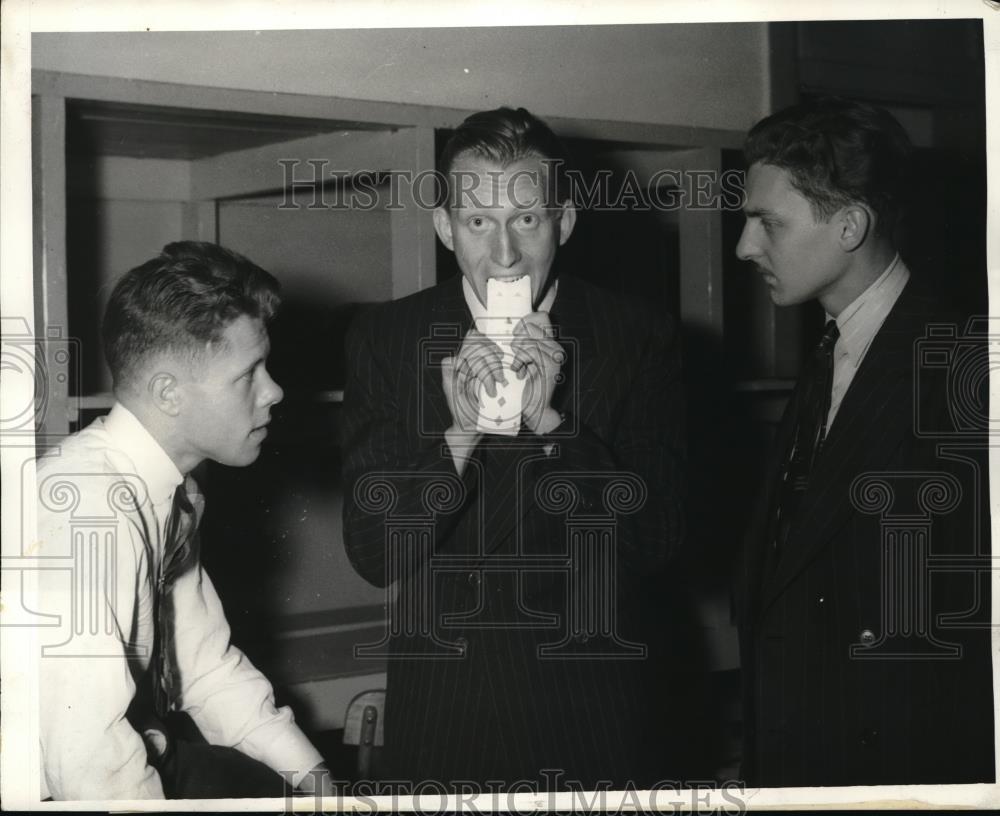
[170,563,323,788]
[37,472,165,800]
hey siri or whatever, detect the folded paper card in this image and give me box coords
[474,275,533,435]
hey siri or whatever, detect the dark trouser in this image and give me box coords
[154,738,293,799]
[131,710,294,800]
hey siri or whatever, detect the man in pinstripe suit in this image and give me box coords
[341,108,684,791]
[736,98,993,786]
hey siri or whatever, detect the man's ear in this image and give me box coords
[148,371,181,417]
[557,199,577,246]
[432,207,455,251]
[838,204,871,252]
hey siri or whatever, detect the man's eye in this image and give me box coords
[519,214,538,227]
[468,216,486,228]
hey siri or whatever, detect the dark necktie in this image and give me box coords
[771,319,840,557]
[151,482,200,717]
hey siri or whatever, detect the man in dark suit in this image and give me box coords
[341,107,684,792]
[736,97,994,787]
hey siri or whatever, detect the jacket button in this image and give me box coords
[859,629,876,645]
[467,572,481,587]
[859,728,879,747]
[454,636,468,653]
[573,631,589,644]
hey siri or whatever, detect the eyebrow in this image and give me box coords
[240,348,269,376]
[235,359,259,378]
[743,207,776,218]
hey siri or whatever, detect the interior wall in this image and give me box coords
[66,157,190,393]
[32,24,772,132]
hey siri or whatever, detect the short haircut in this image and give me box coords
[437,106,569,208]
[103,241,280,390]
[744,96,912,237]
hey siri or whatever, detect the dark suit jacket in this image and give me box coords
[738,280,994,787]
[341,274,684,790]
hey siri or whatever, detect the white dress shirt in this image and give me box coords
[827,254,910,429]
[35,403,322,800]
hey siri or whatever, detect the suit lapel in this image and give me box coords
[420,275,473,436]
[548,275,599,418]
[739,387,801,623]
[761,284,933,612]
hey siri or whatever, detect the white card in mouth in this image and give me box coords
[475,275,532,435]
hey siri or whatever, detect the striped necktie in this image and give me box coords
[152,482,200,717]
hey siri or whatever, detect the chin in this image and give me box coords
[768,288,800,308]
[218,449,262,468]
[242,447,264,465]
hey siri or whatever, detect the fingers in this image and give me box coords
[512,317,564,363]
[510,334,565,377]
[441,356,463,407]
[456,349,505,399]
[451,324,562,393]
[462,355,507,398]
[514,312,555,336]
[441,355,481,430]
[444,331,507,399]
[462,366,482,407]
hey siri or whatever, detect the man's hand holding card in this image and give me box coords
[511,311,565,436]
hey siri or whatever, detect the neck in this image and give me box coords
[116,392,201,476]
[819,240,897,318]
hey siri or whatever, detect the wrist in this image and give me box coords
[445,425,482,464]
[531,407,564,436]
[296,762,335,795]
[445,425,482,477]
[446,424,482,445]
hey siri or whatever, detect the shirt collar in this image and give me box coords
[829,253,910,366]
[103,402,184,506]
[462,275,559,321]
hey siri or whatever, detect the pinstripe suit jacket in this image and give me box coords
[341,273,684,790]
[738,281,994,787]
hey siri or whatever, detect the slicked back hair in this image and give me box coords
[744,96,912,238]
[437,106,570,208]
[103,241,280,391]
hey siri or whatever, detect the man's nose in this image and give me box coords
[735,221,757,262]
[491,226,521,268]
[259,367,284,407]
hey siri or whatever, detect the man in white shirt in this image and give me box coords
[36,241,333,799]
[735,97,993,787]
